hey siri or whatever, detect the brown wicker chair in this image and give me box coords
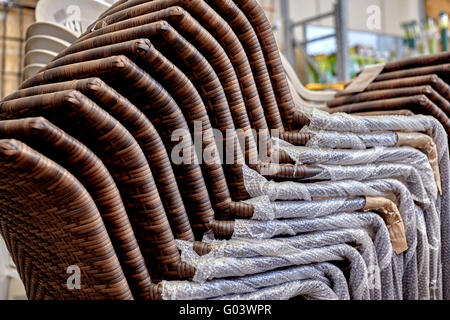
[0,117,151,299]
[335,75,450,100]
[20,53,223,231]
[329,95,450,134]
[48,22,252,203]
[4,78,195,244]
[374,63,450,83]
[0,90,192,281]
[381,52,450,73]
[25,40,322,216]
[44,11,324,175]
[79,0,284,137]
[0,139,132,299]
[75,6,263,165]
[327,86,450,117]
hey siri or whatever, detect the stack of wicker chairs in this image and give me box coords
[0,0,448,300]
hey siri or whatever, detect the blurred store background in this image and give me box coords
[259,0,450,87]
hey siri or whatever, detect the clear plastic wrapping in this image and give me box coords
[273,138,437,202]
[297,110,450,298]
[302,110,447,163]
[203,228,386,299]
[211,279,339,300]
[177,241,371,300]
[300,128,398,150]
[245,196,366,220]
[160,263,350,300]
[242,167,431,298]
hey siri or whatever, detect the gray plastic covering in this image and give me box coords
[242,168,432,299]
[273,138,437,203]
[160,263,350,300]
[244,196,366,220]
[161,111,448,300]
[300,128,398,150]
[272,137,441,299]
[202,227,387,299]
[177,241,370,300]
[302,110,446,152]
[211,279,339,300]
[298,110,449,298]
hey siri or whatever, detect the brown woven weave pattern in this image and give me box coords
[38,45,234,223]
[207,0,283,131]
[0,139,132,299]
[0,90,185,280]
[78,6,261,166]
[327,86,450,117]
[81,0,308,147]
[381,52,450,73]
[72,2,318,176]
[335,75,450,100]
[49,21,250,204]
[234,0,296,130]
[375,63,450,83]
[28,47,218,236]
[6,79,195,244]
[77,0,311,155]
[0,117,150,299]
[329,95,450,134]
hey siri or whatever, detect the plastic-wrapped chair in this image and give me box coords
[0,139,132,299]
[273,138,440,199]
[327,86,450,118]
[158,263,350,300]
[176,241,371,300]
[213,279,340,300]
[199,224,389,300]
